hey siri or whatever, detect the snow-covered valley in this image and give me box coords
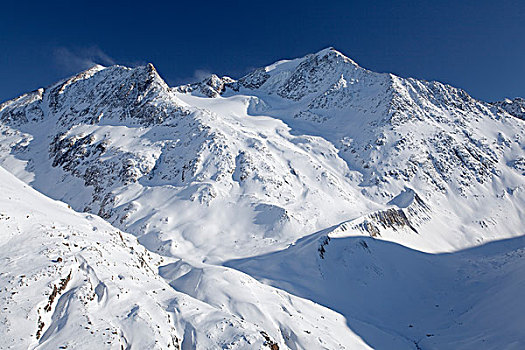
[1,48,524,349]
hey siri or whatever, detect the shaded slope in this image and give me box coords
[228,227,525,349]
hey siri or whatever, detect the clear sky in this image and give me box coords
[1,0,524,103]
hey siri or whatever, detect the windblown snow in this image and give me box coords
[1,48,524,349]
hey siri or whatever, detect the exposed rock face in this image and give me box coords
[492,97,525,120]
[0,88,45,125]
[275,49,359,101]
[316,187,430,239]
[355,191,429,237]
[238,68,270,89]
[174,74,236,98]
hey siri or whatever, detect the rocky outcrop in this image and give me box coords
[354,189,430,237]
[174,74,236,97]
[492,97,525,120]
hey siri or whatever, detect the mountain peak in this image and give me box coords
[236,46,365,100]
[144,62,163,80]
[311,47,359,67]
[173,73,235,97]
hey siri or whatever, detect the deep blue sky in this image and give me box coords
[1,0,524,102]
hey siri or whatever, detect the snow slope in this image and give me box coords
[229,217,525,349]
[0,165,372,349]
[1,47,525,348]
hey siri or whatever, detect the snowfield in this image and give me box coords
[0,48,524,349]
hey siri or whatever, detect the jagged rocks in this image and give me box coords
[260,331,279,350]
[492,97,525,120]
[238,68,270,90]
[174,74,236,98]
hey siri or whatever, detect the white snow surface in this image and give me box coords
[0,166,369,349]
[0,47,524,349]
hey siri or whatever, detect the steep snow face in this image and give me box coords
[0,165,185,350]
[1,47,525,349]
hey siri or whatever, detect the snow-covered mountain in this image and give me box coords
[1,47,524,349]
